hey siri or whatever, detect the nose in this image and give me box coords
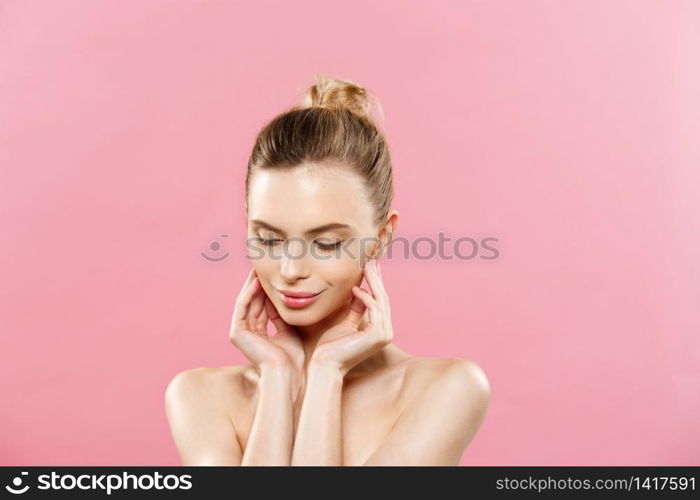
[279,238,310,281]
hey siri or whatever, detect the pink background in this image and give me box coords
[1,0,698,465]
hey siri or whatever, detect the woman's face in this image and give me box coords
[246,163,381,326]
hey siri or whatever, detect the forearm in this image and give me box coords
[241,365,295,466]
[291,361,345,466]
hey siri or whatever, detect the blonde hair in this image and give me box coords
[245,74,394,227]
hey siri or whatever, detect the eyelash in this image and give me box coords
[257,238,342,251]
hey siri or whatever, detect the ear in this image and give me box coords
[374,209,399,259]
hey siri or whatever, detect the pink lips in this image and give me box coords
[278,289,323,308]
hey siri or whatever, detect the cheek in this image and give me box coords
[317,255,363,291]
[250,259,278,295]
[251,258,275,277]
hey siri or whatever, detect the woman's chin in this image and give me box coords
[278,308,320,326]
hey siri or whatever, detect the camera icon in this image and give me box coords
[5,472,29,494]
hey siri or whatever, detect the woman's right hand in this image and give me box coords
[228,269,306,382]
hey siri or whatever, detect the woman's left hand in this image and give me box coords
[310,258,394,376]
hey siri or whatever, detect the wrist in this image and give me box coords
[257,363,299,403]
[308,357,347,378]
[259,361,294,378]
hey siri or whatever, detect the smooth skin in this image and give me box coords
[165,163,491,466]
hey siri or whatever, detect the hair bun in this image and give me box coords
[298,74,385,128]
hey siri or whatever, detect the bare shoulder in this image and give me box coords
[164,365,250,415]
[400,356,491,412]
[360,355,490,465]
[165,365,237,391]
[164,365,249,465]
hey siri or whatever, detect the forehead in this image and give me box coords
[247,164,374,232]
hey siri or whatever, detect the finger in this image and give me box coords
[256,308,269,336]
[264,296,289,337]
[247,287,265,332]
[237,268,257,301]
[344,291,367,327]
[352,286,380,329]
[362,262,393,342]
[253,294,269,335]
[359,307,370,331]
[364,258,389,305]
[249,283,265,317]
[232,276,261,327]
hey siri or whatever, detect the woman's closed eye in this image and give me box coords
[256,237,342,251]
[256,236,283,246]
[314,239,342,251]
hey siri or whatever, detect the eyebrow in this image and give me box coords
[250,219,353,237]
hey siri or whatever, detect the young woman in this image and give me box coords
[165,75,491,466]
